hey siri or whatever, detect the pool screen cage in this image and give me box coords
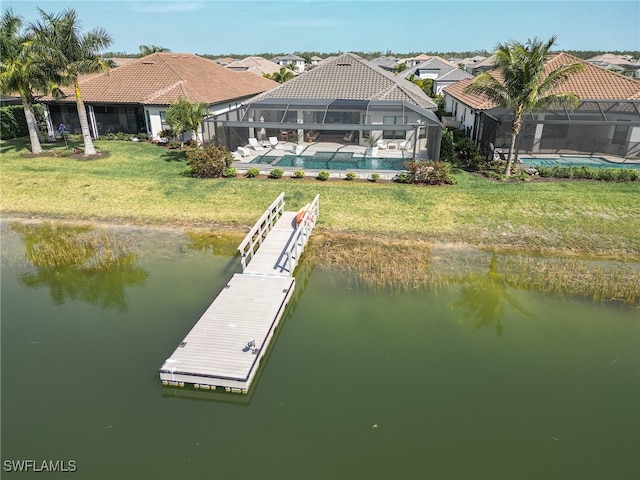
[476,100,640,159]
[202,98,442,159]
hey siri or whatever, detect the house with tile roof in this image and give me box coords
[398,56,473,95]
[370,55,402,72]
[442,52,640,158]
[270,54,306,74]
[586,53,640,78]
[40,53,278,141]
[225,56,296,78]
[207,53,442,158]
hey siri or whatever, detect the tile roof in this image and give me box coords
[436,68,474,83]
[225,56,295,77]
[443,52,640,109]
[43,53,278,105]
[248,53,437,110]
[398,56,459,79]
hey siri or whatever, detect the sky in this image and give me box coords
[3,0,639,56]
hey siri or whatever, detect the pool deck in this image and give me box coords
[232,140,425,180]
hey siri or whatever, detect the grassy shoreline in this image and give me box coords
[2,138,640,260]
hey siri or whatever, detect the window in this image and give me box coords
[159,111,169,130]
[382,116,406,139]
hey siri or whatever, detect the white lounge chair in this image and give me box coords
[269,136,284,149]
[237,146,250,158]
[399,140,411,150]
[489,142,503,160]
[376,139,388,149]
[248,137,265,151]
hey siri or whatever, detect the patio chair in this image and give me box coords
[399,140,411,150]
[269,136,284,149]
[237,146,251,158]
[489,142,503,160]
[376,139,388,149]
[248,137,265,151]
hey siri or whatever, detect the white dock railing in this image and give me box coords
[284,194,320,275]
[237,192,285,272]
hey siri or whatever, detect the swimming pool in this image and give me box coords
[521,156,640,170]
[250,152,408,171]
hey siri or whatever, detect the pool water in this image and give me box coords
[250,151,408,170]
[521,156,640,169]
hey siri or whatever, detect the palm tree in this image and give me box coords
[166,96,208,148]
[263,66,295,83]
[0,10,61,154]
[139,44,170,56]
[31,8,112,155]
[464,36,586,176]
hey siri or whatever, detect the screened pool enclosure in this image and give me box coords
[477,100,640,159]
[203,98,443,160]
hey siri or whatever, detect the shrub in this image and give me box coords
[369,173,380,182]
[245,167,260,178]
[168,141,181,149]
[185,145,234,178]
[222,167,237,178]
[396,160,457,185]
[317,170,330,181]
[345,172,357,181]
[158,129,175,141]
[439,128,455,162]
[268,168,284,179]
[292,170,305,179]
[0,104,46,140]
[535,165,638,182]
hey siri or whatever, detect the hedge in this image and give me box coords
[0,104,47,140]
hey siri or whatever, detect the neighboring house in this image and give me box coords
[442,52,640,158]
[455,55,488,73]
[398,56,473,94]
[207,53,442,158]
[586,53,640,78]
[469,55,495,76]
[404,54,431,68]
[270,54,306,74]
[39,53,278,141]
[213,57,236,66]
[225,56,296,78]
[370,55,402,72]
[310,56,323,66]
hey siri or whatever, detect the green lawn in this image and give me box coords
[2,138,639,259]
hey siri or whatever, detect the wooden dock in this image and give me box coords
[159,192,319,394]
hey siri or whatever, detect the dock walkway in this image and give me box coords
[159,193,319,393]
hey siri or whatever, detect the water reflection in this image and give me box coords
[449,253,529,336]
[185,230,243,257]
[11,222,148,311]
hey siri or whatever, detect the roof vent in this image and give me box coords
[142,61,155,65]
[337,62,352,67]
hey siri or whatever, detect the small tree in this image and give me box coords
[166,96,208,148]
[263,66,295,83]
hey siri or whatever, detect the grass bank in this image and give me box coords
[2,138,640,259]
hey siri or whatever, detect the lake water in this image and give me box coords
[1,221,638,480]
